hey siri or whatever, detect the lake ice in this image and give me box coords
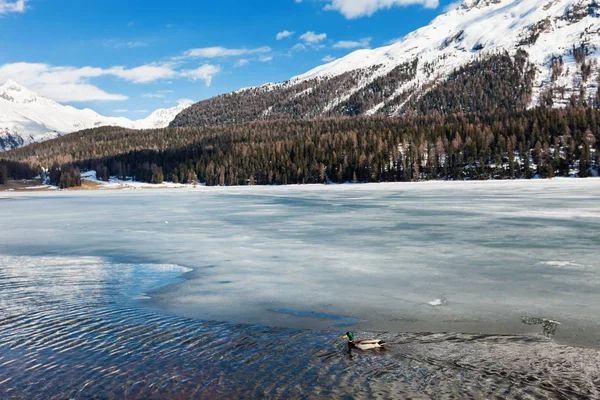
[1,179,600,346]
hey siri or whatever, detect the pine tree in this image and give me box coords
[0,163,7,185]
[580,144,591,177]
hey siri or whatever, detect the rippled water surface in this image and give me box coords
[1,180,600,398]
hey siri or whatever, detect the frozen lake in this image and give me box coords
[2,179,600,345]
[2,179,600,398]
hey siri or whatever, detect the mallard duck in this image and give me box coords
[342,331,386,350]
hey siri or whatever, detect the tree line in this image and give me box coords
[47,164,82,189]
[0,160,41,184]
[2,107,598,188]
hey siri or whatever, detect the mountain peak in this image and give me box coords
[171,0,600,128]
[0,81,192,151]
[461,0,503,11]
[0,80,40,104]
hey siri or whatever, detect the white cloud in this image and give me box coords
[142,93,165,99]
[0,0,27,14]
[235,59,250,67]
[107,63,177,84]
[0,61,201,103]
[291,43,307,52]
[113,109,129,113]
[158,89,174,93]
[259,55,273,62]
[322,55,336,62]
[106,40,149,49]
[183,46,271,59]
[324,0,438,19]
[276,30,294,40]
[300,31,327,44]
[0,63,128,102]
[135,110,149,113]
[180,64,221,86]
[332,37,371,49]
[126,41,147,48]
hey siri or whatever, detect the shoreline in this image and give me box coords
[2,174,600,193]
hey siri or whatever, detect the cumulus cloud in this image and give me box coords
[332,37,371,49]
[182,46,271,59]
[324,0,438,19]
[276,30,294,40]
[180,64,221,86]
[0,60,215,102]
[0,63,128,102]
[322,55,336,62]
[235,59,250,67]
[300,31,327,44]
[0,0,27,14]
[291,43,307,52]
[107,63,177,83]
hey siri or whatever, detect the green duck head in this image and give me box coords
[342,331,355,341]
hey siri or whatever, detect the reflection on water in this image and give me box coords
[1,255,600,399]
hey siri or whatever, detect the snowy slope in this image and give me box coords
[173,0,600,127]
[0,81,191,151]
[134,100,194,130]
[293,0,600,112]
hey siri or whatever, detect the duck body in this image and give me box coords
[343,332,386,350]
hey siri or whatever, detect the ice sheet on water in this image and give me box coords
[1,179,600,345]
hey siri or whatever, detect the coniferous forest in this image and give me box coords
[0,160,41,184]
[1,107,599,187]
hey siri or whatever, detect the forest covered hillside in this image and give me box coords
[171,0,600,128]
[2,108,598,186]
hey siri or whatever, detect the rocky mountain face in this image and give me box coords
[171,0,600,128]
[0,81,191,151]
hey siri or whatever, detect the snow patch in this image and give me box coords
[428,298,447,306]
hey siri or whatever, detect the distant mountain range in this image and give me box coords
[0,80,192,151]
[171,0,600,127]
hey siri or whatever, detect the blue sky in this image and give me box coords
[0,0,458,118]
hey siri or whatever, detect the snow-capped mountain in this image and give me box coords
[0,81,191,151]
[134,100,193,130]
[172,0,600,127]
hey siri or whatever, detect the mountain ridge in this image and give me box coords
[0,80,192,151]
[171,0,600,128]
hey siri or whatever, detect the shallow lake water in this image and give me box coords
[1,180,600,398]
